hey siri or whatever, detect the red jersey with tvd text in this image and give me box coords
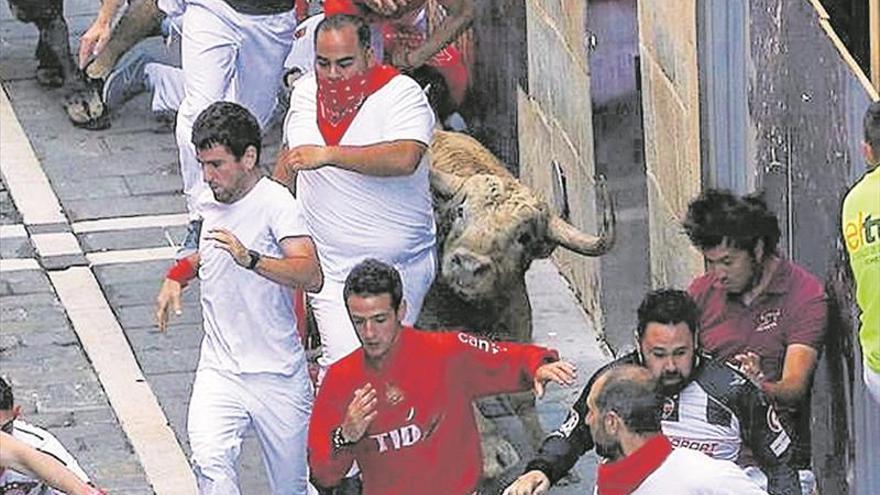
[308,327,558,494]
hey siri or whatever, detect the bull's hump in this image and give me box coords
[430,131,514,180]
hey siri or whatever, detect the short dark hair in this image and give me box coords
[191,101,262,164]
[316,14,371,50]
[636,289,700,341]
[683,188,781,256]
[0,376,13,410]
[594,365,663,435]
[343,259,403,311]
[865,101,880,151]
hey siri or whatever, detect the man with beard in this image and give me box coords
[684,189,827,494]
[275,13,437,374]
[582,365,767,494]
[504,289,797,495]
[154,102,323,494]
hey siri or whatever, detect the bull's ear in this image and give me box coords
[430,169,466,199]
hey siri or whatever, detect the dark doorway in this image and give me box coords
[587,0,651,352]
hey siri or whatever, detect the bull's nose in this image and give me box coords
[448,251,492,280]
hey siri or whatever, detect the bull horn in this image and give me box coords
[547,175,616,256]
[430,168,466,197]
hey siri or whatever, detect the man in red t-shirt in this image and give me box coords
[683,189,827,493]
[308,259,575,494]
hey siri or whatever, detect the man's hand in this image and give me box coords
[205,228,250,267]
[733,351,766,387]
[78,20,112,68]
[341,383,379,443]
[533,360,576,398]
[155,279,183,332]
[275,145,330,177]
[503,470,551,495]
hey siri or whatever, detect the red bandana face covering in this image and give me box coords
[596,434,673,495]
[316,64,399,146]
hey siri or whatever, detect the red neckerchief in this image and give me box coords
[596,434,673,495]
[316,64,399,145]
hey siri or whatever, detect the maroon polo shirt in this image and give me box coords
[687,259,828,382]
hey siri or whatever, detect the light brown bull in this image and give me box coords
[417,130,615,481]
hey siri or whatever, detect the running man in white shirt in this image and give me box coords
[155,102,322,494]
[157,0,299,257]
[275,13,437,371]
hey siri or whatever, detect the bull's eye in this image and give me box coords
[517,231,533,245]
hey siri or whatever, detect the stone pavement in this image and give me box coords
[0,1,612,493]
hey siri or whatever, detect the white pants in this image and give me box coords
[310,248,437,368]
[175,0,296,216]
[187,366,313,495]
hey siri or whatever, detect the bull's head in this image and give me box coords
[430,166,615,302]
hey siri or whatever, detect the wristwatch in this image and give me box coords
[246,249,261,270]
[332,426,356,451]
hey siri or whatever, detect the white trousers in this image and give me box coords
[187,366,313,495]
[174,0,296,216]
[310,248,437,368]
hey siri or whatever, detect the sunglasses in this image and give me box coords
[1,418,14,434]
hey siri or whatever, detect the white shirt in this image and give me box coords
[284,72,437,281]
[1,420,90,494]
[197,177,309,375]
[633,448,767,494]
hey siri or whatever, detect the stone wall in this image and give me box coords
[517,0,604,328]
[636,0,703,287]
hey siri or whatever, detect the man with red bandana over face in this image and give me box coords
[324,0,473,107]
[275,14,437,373]
[683,189,828,494]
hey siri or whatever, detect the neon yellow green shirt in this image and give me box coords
[842,166,880,373]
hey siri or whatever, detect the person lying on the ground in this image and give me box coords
[1,376,96,494]
[0,432,106,495]
[308,259,576,495]
[66,0,165,129]
[504,289,798,495]
[66,1,319,131]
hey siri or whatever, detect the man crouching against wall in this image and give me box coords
[308,258,576,494]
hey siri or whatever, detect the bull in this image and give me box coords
[417,130,615,479]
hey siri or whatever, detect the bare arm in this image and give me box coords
[0,432,101,495]
[402,0,474,69]
[206,229,323,292]
[252,236,323,292]
[275,140,427,177]
[762,344,819,405]
[736,344,819,406]
[79,0,127,67]
[155,253,199,332]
